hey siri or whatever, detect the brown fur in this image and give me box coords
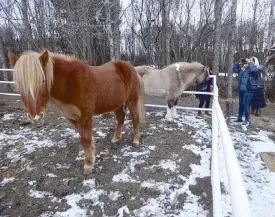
[8,50,146,173]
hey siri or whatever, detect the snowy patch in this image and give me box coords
[47,179,105,217]
[2,114,14,121]
[108,191,122,201]
[28,189,52,198]
[46,173,57,178]
[96,131,106,137]
[220,127,275,217]
[56,163,71,169]
[112,169,138,183]
[155,159,178,172]
[0,177,15,186]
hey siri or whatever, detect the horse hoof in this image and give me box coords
[111,139,118,144]
[83,167,94,175]
[165,117,173,122]
[111,138,120,144]
[133,141,139,147]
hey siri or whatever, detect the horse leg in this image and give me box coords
[68,119,79,132]
[171,97,179,119]
[111,105,125,143]
[126,99,140,146]
[165,99,175,122]
[78,118,95,174]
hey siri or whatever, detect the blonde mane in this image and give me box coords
[13,51,54,99]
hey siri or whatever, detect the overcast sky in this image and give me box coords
[121,0,271,24]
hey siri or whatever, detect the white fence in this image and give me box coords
[0,70,251,216]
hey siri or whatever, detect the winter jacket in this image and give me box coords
[250,71,267,109]
[233,63,258,92]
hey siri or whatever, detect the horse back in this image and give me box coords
[91,61,139,114]
[50,58,139,117]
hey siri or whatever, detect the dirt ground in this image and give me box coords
[0,97,214,217]
[0,95,274,217]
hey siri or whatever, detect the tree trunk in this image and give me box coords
[161,0,170,66]
[249,0,259,55]
[0,35,11,92]
[21,0,32,49]
[266,0,274,53]
[106,0,120,61]
[212,0,223,75]
[112,0,121,60]
[226,0,238,116]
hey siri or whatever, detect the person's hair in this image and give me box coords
[240,57,248,65]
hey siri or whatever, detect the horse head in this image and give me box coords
[8,50,53,123]
[194,64,210,85]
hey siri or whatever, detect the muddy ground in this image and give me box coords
[1,96,275,217]
[0,98,214,217]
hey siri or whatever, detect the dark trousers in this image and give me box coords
[198,95,211,108]
[238,91,253,121]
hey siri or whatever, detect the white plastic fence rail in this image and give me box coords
[212,83,251,217]
[0,70,251,216]
[0,69,19,96]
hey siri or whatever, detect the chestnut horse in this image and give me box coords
[8,50,146,174]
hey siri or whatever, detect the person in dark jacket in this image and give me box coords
[233,58,258,125]
[250,70,267,116]
[250,58,267,116]
[196,71,213,117]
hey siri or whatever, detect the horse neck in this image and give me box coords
[179,69,201,89]
[50,57,75,94]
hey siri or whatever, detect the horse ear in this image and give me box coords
[39,50,49,67]
[7,50,19,68]
[203,66,209,75]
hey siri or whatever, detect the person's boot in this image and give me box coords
[197,110,203,117]
[251,108,255,116]
[205,111,210,116]
[255,109,261,117]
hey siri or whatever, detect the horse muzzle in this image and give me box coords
[27,112,45,123]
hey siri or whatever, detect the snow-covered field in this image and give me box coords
[1,104,275,217]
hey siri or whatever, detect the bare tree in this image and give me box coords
[249,0,259,55]
[212,0,223,75]
[21,0,32,49]
[266,0,275,53]
[226,0,237,115]
[161,0,170,66]
[0,29,11,92]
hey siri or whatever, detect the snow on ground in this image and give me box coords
[37,111,213,217]
[219,118,275,217]
[1,110,275,217]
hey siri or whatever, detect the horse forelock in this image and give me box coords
[13,51,53,100]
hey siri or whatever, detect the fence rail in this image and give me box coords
[0,69,251,216]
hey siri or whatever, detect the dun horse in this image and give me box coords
[8,50,146,174]
[135,62,210,121]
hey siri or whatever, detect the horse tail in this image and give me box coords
[137,73,146,123]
